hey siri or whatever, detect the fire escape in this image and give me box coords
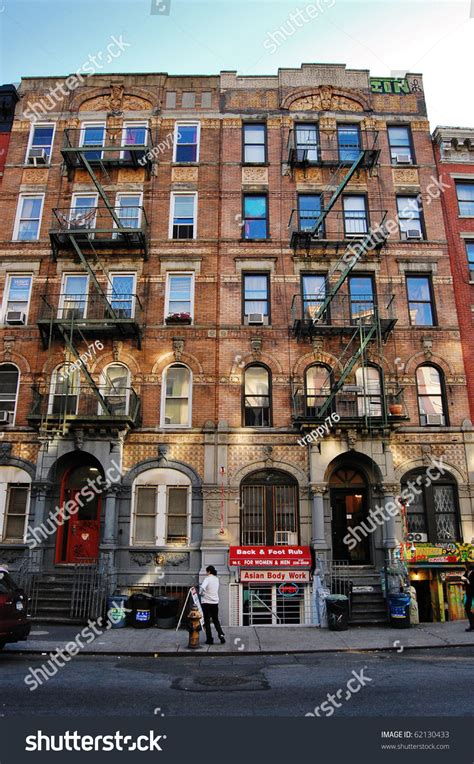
[287,126,405,430]
[28,127,154,437]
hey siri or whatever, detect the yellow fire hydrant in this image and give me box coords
[187,606,202,649]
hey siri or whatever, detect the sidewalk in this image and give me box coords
[5,620,473,656]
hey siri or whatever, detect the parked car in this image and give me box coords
[0,566,30,650]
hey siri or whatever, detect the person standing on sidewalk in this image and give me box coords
[200,566,225,645]
[461,562,474,632]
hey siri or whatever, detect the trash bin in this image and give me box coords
[106,595,128,629]
[326,594,350,631]
[388,593,411,628]
[126,592,155,629]
[155,596,180,629]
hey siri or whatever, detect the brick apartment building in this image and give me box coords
[0,64,472,627]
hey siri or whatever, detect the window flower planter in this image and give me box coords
[165,313,192,325]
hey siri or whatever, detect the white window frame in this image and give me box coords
[1,274,33,325]
[120,121,149,159]
[59,273,90,320]
[169,192,197,240]
[13,194,45,241]
[107,272,137,319]
[130,468,191,546]
[160,363,192,429]
[114,191,143,231]
[0,362,20,426]
[99,363,131,416]
[25,122,56,164]
[164,272,195,322]
[173,121,200,163]
[79,121,106,159]
[70,192,99,231]
[0,467,32,544]
[48,364,80,416]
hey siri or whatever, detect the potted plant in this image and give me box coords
[165,312,192,325]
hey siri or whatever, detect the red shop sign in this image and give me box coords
[229,545,312,568]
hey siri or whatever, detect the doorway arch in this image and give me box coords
[329,466,372,564]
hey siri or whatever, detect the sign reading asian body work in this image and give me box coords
[229,546,312,568]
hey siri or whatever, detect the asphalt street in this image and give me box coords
[1,647,473,717]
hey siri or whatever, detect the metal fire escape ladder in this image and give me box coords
[56,322,113,415]
[308,150,368,239]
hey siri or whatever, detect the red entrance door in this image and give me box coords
[55,465,102,564]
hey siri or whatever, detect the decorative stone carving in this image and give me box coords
[73,429,84,451]
[157,444,169,463]
[3,335,15,360]
[242,166,268,185]
[295,167,322,183]
[112,341,123,361]
[421,444,432,466]
[0,442,12,463]
[289,87,364,113]
[392,168,419,185]
[382,483,400,496]
[250,337,262,359]
[205,501,222,523]
[262,445,273,465]
[117,168,146,183]
[155,552,189,567]
[310,483,327,495]
[318,117,336,133]
[422,337,433,359]
[311,337,324,358]
[21,168,48,184]
[79,90,152,114]
[109,84,124,115]
[172,166,198,183]
[130,551,155,566]
[172,337,185,361]
[346,429,358,450]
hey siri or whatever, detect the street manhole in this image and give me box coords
[172,674,269,693]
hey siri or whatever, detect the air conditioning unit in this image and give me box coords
[407,533,428,543]
[405,229,423,240]
[425,414,444,426]
[274,531,298,546]
[246,313,265,325]
[5,310,26,325]
[396,153,412,164]
[0,411,11,424]
[469,269,474,283]
[27,148,48,165]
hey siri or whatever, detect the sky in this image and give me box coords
[1,0,473,129]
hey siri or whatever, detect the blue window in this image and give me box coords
[338,124,360,162]
[456,183,474,216]
[298,195,322,232]
[80,124,105,161]
[175,124,199,162]
[243,196,268,240]
[406,276,434,326]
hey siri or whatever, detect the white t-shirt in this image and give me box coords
[200,574,219,604]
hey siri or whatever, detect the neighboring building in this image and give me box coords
[0,84,19,184]
[0,65,472,627]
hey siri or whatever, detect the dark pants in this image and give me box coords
[465,594,474,628]
[202,603,224,642]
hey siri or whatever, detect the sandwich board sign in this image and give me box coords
[175,585,205,631]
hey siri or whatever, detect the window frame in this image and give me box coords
[294,122,319,163]
[300,272,327,322]
[1,274,33,325]
[173,121,200,163]
[406,274,436,327]
[387,124,415,165]
[70,192,99,232]
[164,272,195,321]
[120,120,149,159]
[161,363,192,428]
[107,272,137,319]
[401,469,461,544]
[48,364,80,416]
[100,363,131,416]
[342,193,369,237]
[456,182,474,217]
[304,363,332,417]
[79,121,106,160]
[131,474,192,547]
[242,272,270,325]
[242,363,272,428]
[13,193,45,241]
[348,274,376,324]
[297,193,324,234]
[0,362,20,426]
[242,122,267,165]
[242,193,269,241]
[466,241,474,281]
[59,272,90,320]
[25,122,56,164]
[355,363,384,419]
[1,482,31,543]
[397,195,425,240]
[114,191,143,231]
[337,123,361,163]
[169,192,197,240]
[416,364,448,427]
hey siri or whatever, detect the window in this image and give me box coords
[170,193,197,239]
[2,275,32,324]
[243,365,271,427]
[165,91,176,108]
[115,193,142,230]
[101,364,130,416]
[401,469,460,543]
[3,485,29,541]
[49,365,80,415]
[301,273,326,320]
[416,365,447,426]
[182,92,196,108]
[162,364,191,427]
[295,123,319,162]
[243,273,269,324]
[132,468,191,546]
[70,194,98,231]
[59,274,89,319]
[240,470,298,546]
[466,242,474,280]
[349,276,375,323]
[13,195,44,241]
[388,126,413,164]
[26,123,55,163]
[109,273,135,318]
[201,92,212,108]
[79,122,105,160]
[456,183,474,216]
[305,364,331,416]
[165,273,194,320]
[243,124,266,163]
[0,364,19,425]
[338,124,360,162]
[343,196,368,236]
[298,194,323,232]
[243,195,268,240]
[121,122,148,161]
[174,122,199,162]
[397,196,424,239]
[355,365,382,417]
[406,275,435,326]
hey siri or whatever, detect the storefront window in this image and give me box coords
[240,470,299,546]
[401,470,460,543]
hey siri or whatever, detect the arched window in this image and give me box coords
[0,363,19,425]
[401,469,460,543]
[243,364,271,426]
[240,470,299,545]
[356,365,382,417]
[100,363,130,416]
[49,364,80,415]
[304,364,331,416]
[132,467,191,545]
[416,365,447,426]
[162,364,191,427]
